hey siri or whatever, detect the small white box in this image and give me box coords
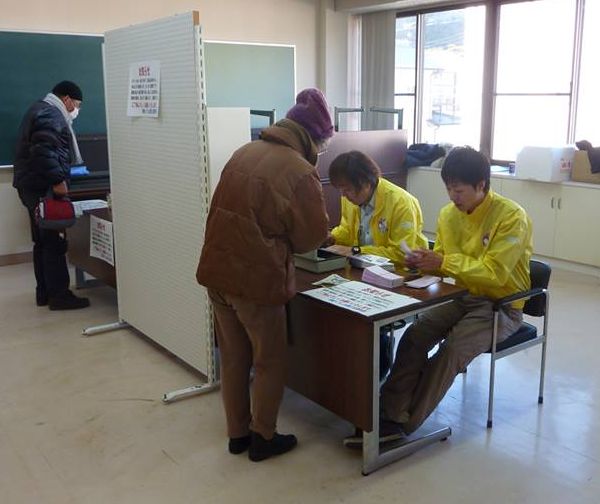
[515,146,575,182]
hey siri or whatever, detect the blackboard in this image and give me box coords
[203,42,295,129]
[0,31,106,166]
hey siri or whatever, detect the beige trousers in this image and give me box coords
[208,289,287,440]
[381,295,522,434]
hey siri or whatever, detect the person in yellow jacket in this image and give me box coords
[327,150,428,268]
[367,146,532,441]
[326,150,428,380]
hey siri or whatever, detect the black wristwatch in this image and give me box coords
[351,246,361,255]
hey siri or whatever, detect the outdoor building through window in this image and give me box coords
[394,0,593,163]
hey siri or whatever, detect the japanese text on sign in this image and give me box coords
[127,61,161,117]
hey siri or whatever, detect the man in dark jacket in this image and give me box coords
[196,88,333,462]
[13,80,90,310]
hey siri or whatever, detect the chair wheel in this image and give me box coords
[487,420,493,428]
[538,396,544,404]
[440,437,448,442]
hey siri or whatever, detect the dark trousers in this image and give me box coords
[18,189,70,299]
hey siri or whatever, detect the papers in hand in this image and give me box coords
[404,275,441,289]
[400,239,413,256]
[349,254,395,271]
[362,265,404,289]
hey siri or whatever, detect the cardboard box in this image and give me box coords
[515,146,575,182]
[571,151,600,185]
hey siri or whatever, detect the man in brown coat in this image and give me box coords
[196,88,333,462]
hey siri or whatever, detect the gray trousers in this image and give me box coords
[381,295,522,434]
[208,289,287,440]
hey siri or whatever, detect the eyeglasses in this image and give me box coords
[69,97,82,109]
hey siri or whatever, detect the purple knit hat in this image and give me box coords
[286,88,334,143]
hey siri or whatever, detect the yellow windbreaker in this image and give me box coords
[331,178,428,269]
[435,190,533,308]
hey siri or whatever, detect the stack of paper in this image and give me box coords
[72,199,108,218]
[349,254,395,271]
[362,265,404,289]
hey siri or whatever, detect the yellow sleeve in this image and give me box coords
[330,197,356,246]
[440,209,529,289]
[361,199,428,268]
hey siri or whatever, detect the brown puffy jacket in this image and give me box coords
[196,119,329,304]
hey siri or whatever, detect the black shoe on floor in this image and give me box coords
[343,419,407,448]
[48,291,90,311]
[36,292,48,307]
[248,431,297,462]
[228,435,251,454]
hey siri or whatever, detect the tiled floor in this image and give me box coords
[1,262,599,503]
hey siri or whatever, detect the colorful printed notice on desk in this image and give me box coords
[301,281,418,316]
[90,215,114,266]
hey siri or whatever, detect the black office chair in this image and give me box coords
[485,259,551,428]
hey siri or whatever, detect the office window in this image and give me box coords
[493,0,575,160]
[394,16,417,141]
[575,0,600,145]
[395,7,485,146]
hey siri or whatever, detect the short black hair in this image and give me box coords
[441,146,490,192]
[329,150,381,191]
[52,81,83,101]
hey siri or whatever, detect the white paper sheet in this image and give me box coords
[405,275,441,289]
[89,215,114,266]
[301,280,418,316]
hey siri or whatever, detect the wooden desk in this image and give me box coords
[286,268,466,474]
[67,207,116,288]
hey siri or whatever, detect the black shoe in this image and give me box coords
[248,431,297,462]
[228,435,251,454]
[36,291,48,307]
[48,291,90,311]
[343,419,406,448]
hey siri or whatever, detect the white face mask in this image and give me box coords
[70,107,80,120]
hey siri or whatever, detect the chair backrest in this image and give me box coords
[523,259,551,317]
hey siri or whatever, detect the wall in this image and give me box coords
[0,0,349,257]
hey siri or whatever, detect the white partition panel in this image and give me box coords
[103,12,212,374]
[206,107,251,196]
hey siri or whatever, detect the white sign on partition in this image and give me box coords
[90,215,115,266]
[301,281,418,317]
[127,61,160,117]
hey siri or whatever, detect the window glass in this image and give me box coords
[493,0,575,160]
[394,95,415,137]
[395,16,416,141]
[494,95,570,161]
[496,0,574,94]
[420,7,485,147]
[576,0,600,144]
[395,16,416,95]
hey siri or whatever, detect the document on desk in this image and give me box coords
[72,199,108,218]
[301,280,418,316]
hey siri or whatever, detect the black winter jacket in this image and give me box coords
[13,100,72,195]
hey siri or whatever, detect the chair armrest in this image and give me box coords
[492,287,545,311]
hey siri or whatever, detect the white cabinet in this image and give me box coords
[498,179,600,267]
[553,185,600,266]
[500,178,557,257]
